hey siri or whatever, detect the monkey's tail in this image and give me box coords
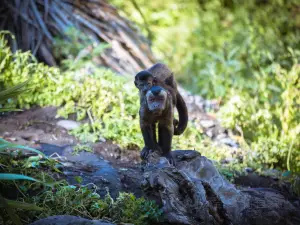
[174,93,188,135]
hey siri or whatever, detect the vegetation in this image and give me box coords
[0,140,162,225]
[0,1,299,224]
[0,30,203,151]
[112,0,300,172]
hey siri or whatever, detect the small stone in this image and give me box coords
[56,120,80,130]
[99,137,106,142]
[244,167,253,173]
[218,137,240,148]
[3,132,11,137]
[7,137,17,141]
[199,120,215,128]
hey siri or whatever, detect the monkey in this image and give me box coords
[139,85,175,165]
[134,63,188,136]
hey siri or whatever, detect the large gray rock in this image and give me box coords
[30,215,116,225]
[141,150,300,225]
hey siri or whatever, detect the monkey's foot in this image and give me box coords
[140,146,151,160]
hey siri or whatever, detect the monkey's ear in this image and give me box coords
[165,74,175,87]
[134,80,138,87]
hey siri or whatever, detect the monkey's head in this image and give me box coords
[146,86,168,115]
[134,70,155,93]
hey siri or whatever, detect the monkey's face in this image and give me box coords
[146,86,167,115]
[134,71,154,93]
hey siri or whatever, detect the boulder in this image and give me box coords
[141,150,300,225]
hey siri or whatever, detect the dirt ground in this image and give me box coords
[0,106,143,197]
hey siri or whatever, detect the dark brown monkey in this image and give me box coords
[139,85,175,165]
[134,63,188,135]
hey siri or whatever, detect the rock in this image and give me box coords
[244,167,253,173]
[56,120,80,130]
[21,133,39,142]
[3,131,12,137]
[217,137,240,148]
[199,119,215,128]
[29,215,115,225]
[141,150,300,225]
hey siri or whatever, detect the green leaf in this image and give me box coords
[0,173,39,182]
[0,199,43,211]
[0,138,45,157]
[0,108,23,112]
[0,80,29,103]
[0,173,56,187]
[282,171,291,177]
[0,194,22,225]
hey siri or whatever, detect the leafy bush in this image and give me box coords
[218,64,300,171]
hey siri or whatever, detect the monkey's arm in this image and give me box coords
[140,122,159,159]
[174,92,188,135]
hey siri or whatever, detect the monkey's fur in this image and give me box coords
[135,63,188,165]
[139,86,175,165]
[134,63,188,135]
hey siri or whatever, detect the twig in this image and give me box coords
[287,138,295,171]
[129,0,153,44]
[87,107,95,133]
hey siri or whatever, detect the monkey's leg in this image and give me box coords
[152,123,157,143]
[140,123,157,160]
[158,122,175,165]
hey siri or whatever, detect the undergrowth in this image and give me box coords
[0,146,162,225]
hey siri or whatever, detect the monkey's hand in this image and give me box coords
[163,152,176,166]
[140,146,151,160]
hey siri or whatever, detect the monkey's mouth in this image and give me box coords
[151,109,163,115]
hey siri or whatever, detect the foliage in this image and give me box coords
[73,144,93,155]
[0,30,203,151]
[53,26,110,71]
[112,0,300,97]
[112,0,300,172]
[31,186,162,225]
[0,80,29,112]
[0,138,54,225]
[218,64,300,171]
[0,141,162,225]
